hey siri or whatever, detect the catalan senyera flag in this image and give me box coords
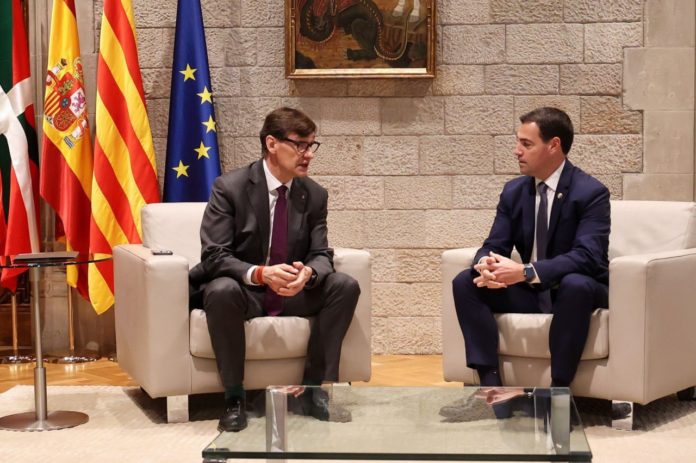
[163,0,221,202]
[0,0,41,292]
[91,0,160,314]
[40,0,93,303]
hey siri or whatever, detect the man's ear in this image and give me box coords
[265,135,277,154]
[549,136,562,154]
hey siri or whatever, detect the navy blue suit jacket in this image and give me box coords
[473,160,610,290]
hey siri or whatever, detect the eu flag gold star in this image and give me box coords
[172,160,190,178]
[180,64,197,81]
[202,115,216,133]
[194,141,211,159]
[197,86,213,104]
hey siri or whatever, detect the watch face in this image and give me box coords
[524,265,534,281]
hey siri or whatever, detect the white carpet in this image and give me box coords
[0,386,217,463]
[0,386,695,462]
[577,395,696,463]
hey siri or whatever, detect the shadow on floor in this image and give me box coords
[124,388,267,424]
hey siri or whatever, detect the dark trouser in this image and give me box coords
[452,269,608,385]
[195,272,360,388]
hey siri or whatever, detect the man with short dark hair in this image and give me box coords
[452,107,610,389]
[189,107,360,432]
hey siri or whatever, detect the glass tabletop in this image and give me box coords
[203,386,592,462]
[0,252,112,269]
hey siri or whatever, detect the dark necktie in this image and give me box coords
[536,182,552,314]
[264,185,288,316]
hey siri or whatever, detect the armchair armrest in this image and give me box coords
[608,248,696,403]
[114,244,192,397]
[334,247,372,382]
[441,248,477,382]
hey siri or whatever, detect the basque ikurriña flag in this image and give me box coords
[0,0,41,292]
[163,0,221,202]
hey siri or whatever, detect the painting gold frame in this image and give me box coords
[285,0,436,79]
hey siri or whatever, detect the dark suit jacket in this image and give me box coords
[189,160,334,290]
[473,160,610,290]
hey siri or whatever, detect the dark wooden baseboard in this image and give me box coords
[0,273,32,347]
[0,305,31,347]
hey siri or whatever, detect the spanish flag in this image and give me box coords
[0,0,41,292]
[91,0,160,314]
[40,0,93,303]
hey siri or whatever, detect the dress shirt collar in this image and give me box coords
[536,159,565,193]
[262,158,293,193]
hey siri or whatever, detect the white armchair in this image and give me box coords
[114,202,371,422]
[441,200,696,429]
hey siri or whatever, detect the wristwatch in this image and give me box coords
[523,263,536,282]
[307,269,318,287]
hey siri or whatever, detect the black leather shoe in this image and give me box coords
[299,388,330,421]
[218,397,247,432]
[298,388,351,423]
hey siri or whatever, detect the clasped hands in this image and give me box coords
[261,262,313,297]
[473,252,525,289]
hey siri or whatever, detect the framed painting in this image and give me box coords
[285,0,436,79]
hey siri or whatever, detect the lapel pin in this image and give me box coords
[557,192,563,200]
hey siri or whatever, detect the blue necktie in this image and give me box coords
[536,182,552,314]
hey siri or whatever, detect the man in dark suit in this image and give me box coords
[189,107,360,432]
[452,107,610,389]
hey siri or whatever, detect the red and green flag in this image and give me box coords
[0,0,41,291]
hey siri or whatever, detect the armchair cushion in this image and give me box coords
[609,201,696,259]
[496,309,609,360]
[142,202,206,267]
[190,310,311,360]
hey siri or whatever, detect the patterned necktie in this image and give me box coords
[536,182,553,314]
[264,185,288,316]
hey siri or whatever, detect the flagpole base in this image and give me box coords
[45,352,100,364]
[0,410,89,431]
[0,348,36,364]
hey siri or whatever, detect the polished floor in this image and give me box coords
[0,354,458,393]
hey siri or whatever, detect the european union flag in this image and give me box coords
[163,0,221,202]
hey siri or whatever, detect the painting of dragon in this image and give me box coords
[290,0,433,74]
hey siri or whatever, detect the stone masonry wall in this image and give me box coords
[71,1,693,353]
[126,0,648,354]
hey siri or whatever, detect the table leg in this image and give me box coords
[0,267,89,431]
[266,388,287,452]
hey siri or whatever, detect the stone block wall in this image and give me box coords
[623,0,695,200]
[57,0,693,353]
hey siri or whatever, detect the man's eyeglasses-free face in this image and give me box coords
[278,137,321,154]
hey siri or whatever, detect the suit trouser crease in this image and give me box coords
[452,269,607,384]
[201,272,359,387]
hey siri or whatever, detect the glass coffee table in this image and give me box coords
[203,385,591,462]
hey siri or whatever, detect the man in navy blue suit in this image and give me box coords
[452,107,610,388]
